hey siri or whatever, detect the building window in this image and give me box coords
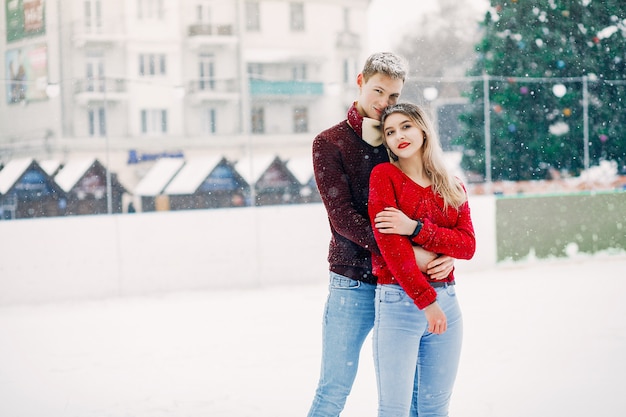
[139,54,166,76]
[138,0,164,20]
[248,63,263,79]
[292,64,307,81]
[85,55,105,92]
[245,1,260,31]
[343,58,356,85]
[202,107,217,134]
[251,107,264,134]
[290,2,304,32]
[84,0,102,32]
[199,54,215,90]
[196,1,212,23]
[293,107,308,133]
[343,7,350,31]
[88,106,106,137]
[141,109,168,135]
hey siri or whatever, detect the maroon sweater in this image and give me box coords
[312,109,389,284]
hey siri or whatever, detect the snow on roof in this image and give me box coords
[0,158,33,195]
[39,159,62,176]
[134,158,185,197]
[163,156,223,195]
[234,154,277,184]
[54,158,97,193]
[285,156,314,185]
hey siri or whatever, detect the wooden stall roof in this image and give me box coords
[234,154,277,185]
[163,156,223,195]
[0,158,34,195]
[285,155,314,185]
[134,158,185,197]
[54,158,99,193]
[39,160,63,177]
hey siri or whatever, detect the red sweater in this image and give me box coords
[312,107,390,284]
[368,162,476,309]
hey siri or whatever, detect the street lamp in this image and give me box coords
[552,80,589,173]
[423,87,439,101]
[103,77,112,215]
[483,73,492,192]
[581,76,590,173]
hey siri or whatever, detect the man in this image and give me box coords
[307,52,455,417]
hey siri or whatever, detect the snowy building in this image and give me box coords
[0,158,65,219]
[162,156,249,210]
[0,0,369,189]
[53,158,128,215]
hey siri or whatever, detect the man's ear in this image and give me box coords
[356,73,364,88]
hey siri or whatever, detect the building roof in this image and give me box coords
[0,158,33,195]
[134,158,185,196]
[54,158,97,193]
[285,155,314,185]
[234,154,277,184]
[164,156,223,195]
[39,159,62,176]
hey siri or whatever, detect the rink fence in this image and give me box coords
[1,192,624,305]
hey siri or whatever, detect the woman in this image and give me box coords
[368,102,476,417]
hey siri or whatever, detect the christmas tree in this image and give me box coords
[457,0,626,182]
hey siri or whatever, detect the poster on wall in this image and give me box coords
[5,0,46,42]
[5,44,49,104]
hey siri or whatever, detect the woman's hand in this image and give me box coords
[374,207,418,236]
[423,301,447,334]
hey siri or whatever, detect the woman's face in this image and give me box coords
[382,112,426,160]
[356,73,403,121]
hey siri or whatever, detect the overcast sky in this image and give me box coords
[367,0,489,52]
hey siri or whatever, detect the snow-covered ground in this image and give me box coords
[1,252,625,416]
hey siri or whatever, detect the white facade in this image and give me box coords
[1,0,369,187]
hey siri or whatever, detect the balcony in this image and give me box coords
[336,31,360,49]
[187,78,240,103]
[72,22,125,47]
[249,79,324,97]
[73,78,128,105]
[187,23,238,48]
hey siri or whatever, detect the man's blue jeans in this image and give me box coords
[307,272,376,417]
[374,283,463,417]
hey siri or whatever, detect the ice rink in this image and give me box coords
[1,253,625,416]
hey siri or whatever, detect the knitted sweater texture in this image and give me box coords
[312,107,389,283]
[368,162,476,309]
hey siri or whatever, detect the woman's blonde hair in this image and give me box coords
[381,102,467,210]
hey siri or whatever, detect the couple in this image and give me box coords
[308,52,476,417]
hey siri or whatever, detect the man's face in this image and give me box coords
[356,73,403,121]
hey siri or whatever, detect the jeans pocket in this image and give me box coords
[329,273,361,289]
[445,285,457,297]
[381,288,404,303]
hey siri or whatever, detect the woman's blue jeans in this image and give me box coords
[307,272,376,417]
[374,283,463,417]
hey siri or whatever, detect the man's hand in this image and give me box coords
[414,246,438,273]
[426,255,454,280]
